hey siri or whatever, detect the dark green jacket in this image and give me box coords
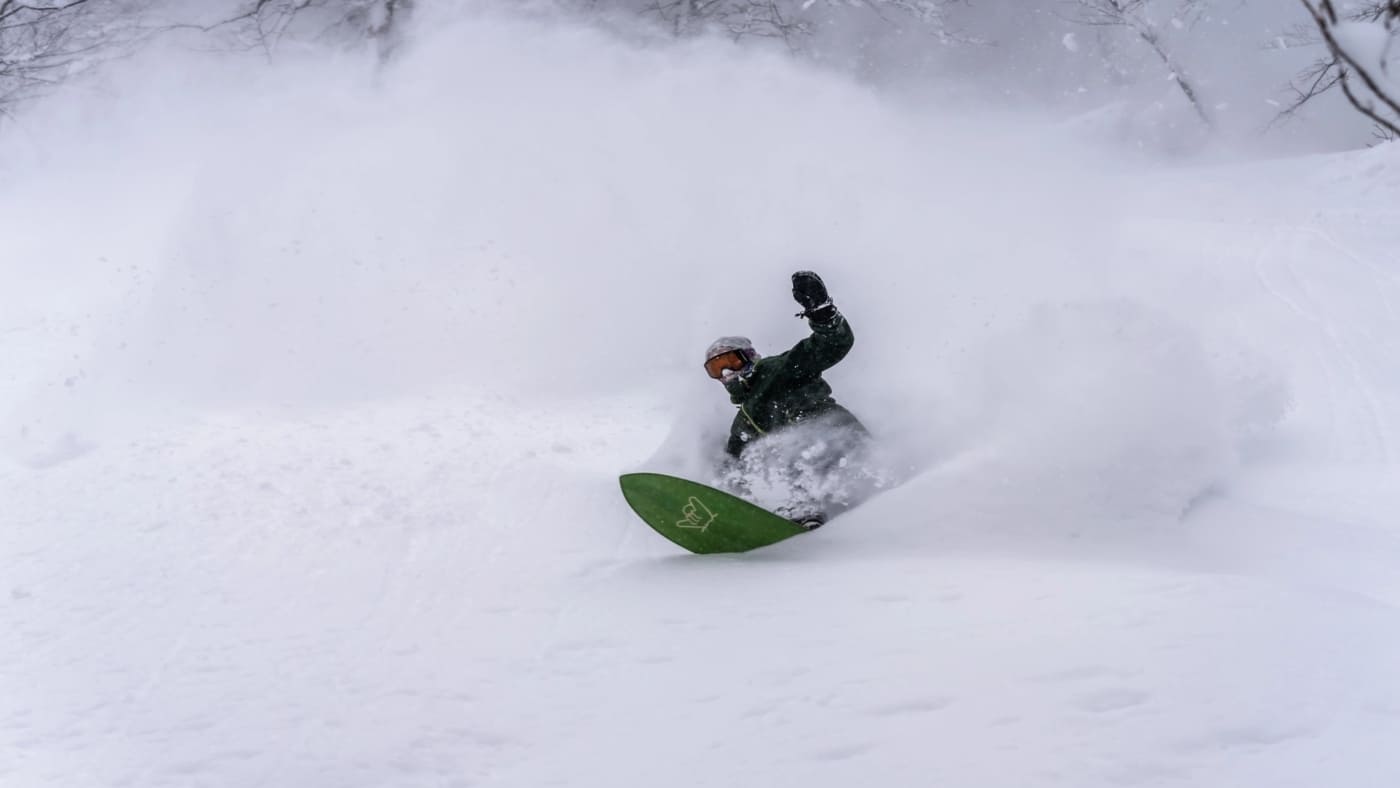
[725,313,866,457]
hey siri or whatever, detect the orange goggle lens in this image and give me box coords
[704,349,751,379]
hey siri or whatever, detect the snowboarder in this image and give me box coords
[703,271,870,529]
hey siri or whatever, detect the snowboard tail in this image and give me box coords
[619,472,807,554]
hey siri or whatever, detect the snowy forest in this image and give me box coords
[2,0,1399,148]
[3,1,1400,787]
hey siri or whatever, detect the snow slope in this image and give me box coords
[3,8,1400,787]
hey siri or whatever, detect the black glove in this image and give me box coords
[792,271,837,323]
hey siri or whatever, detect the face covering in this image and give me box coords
[723,373,751,402]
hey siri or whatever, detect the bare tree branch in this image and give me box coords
[1065,0,1213,129]
[612,0,960,50]
[1269,55,1342,130]
[0,0,118,109]
[1297,0,1400,138]
[0,0,418,116]
[178,0,412,60]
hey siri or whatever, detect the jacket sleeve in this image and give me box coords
[725,433,746,458]
[725,411,749,457]
[781,312,854,383]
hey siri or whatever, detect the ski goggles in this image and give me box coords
[704,349,752,380]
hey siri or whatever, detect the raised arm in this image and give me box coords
[783,271,854,381]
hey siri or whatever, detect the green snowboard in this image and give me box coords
[619,472,807,554]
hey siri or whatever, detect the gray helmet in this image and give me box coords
[705,336,754,363]
[704,335,761,379]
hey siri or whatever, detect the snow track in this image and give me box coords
[1253,225,1398,464]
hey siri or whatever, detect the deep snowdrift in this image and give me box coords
[3,7,1399,788]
